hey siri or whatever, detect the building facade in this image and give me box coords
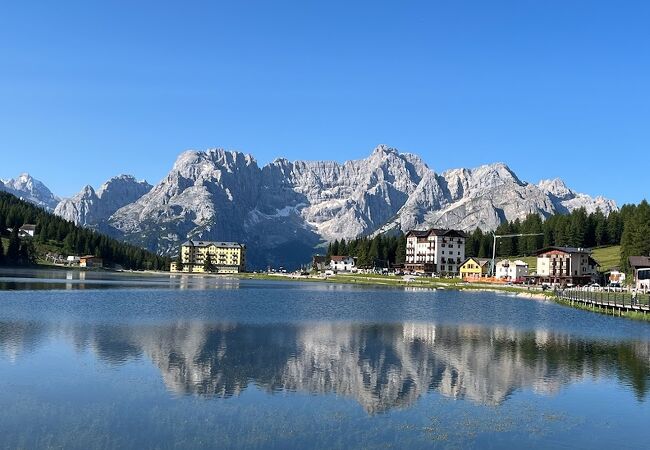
[170,240,246,274]
[330,255,356,272]
[405,229,466,275]
[79,255,103,268]
[536,247,597,285]
[459,257,491,279]
[495,259,529,282]
[628,256,650,291]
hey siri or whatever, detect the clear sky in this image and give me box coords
[1,1,648,204]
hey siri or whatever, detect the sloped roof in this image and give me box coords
[406,228,467,238]
[182,240,243,248]
[405,230,430,238]
[331,255,354,262]
[536,246,592,256]
[461,257,491,267]
[629,256,650,269]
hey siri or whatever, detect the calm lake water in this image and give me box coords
[1,269,650,449]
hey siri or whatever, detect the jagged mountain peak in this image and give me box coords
[0,172,60,210]
[372,144,399,155]
[174,148,257,171]
[97,175,151,198]
[80,184,96,195]
[54,174,153,227]
[20,143,613,269]
[538,178,573,199]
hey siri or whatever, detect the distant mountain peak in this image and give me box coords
[5,144,616,269]
[0,172,60,210]
[54,175,153,226]
[89,144,617,268]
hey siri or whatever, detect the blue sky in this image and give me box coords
[1,1,648,204]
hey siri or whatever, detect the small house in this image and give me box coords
[330,255,356,273]
[459,257,491,279]
[79,255,104,268]
[628,256,650,291]
[496,259,529,282]
[19,224,36,237]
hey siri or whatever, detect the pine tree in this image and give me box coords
[478,235,491,258]
[466,228,483,257]
[592,209,607,247]
[395,235,406,265]
[19,238,36,265]
[0,237,4,265]
[339,239,347,255]
[6,228,20,264]
[331,239,340,256]
[203,254,214,273]
[368,238,380,266]
[174,253,184,272]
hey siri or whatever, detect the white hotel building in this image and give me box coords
[405,228,466,275]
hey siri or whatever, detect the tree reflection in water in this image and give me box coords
[1,320,649,413]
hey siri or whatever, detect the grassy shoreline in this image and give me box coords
[6,265,648,322]
[232,272,553,298]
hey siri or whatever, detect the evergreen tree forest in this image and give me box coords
[326,234,407,268]
[325,202,650,273]
[0,191,169,270]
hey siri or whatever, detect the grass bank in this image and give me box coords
[553,296,650,322]
[235,272,553,299]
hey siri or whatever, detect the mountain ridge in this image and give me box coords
[2,145,617,268]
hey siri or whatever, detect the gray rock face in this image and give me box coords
[44,145,615,268]
[0,173,60,210]
[54,175,152,226]
[538,178,617,215]
[106,146,432,267]
[375,163,605,235]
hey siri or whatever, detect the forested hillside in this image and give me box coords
[0,191,169,270]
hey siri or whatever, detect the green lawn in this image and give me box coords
[591,245,621,272]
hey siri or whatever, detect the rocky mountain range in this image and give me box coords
[54,175,152,227]
[2,145,616,268]
[3,319,648,413]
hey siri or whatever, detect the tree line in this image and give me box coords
[0,191,170,270]
[326,234,407,268]
[464,206,624,259]
[325,201,649,273]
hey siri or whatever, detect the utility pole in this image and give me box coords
[491,232,544,276]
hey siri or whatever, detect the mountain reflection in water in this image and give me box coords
[1,321,649,413]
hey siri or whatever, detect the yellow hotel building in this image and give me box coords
[170,240,246,274]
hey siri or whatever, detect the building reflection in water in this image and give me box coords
[1,320,649,413]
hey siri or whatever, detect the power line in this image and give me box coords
[491,232,544,276]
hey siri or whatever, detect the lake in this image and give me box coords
[1,269,649,449]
